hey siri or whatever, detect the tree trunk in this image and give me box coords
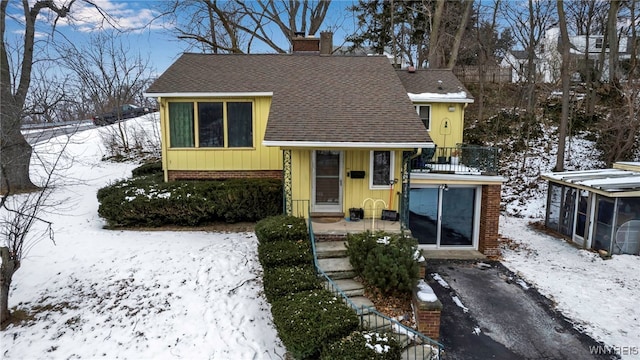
[427,0,444,68]
[446,0,473,69]
[606,0,620,83]
[525,0,537,114]
[0,246,19,325]
[0,101,37,193]
[556,0,570,172]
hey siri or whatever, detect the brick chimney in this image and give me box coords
[291,32,320,53]
[320,31,333,55]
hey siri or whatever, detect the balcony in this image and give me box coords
[410,145,499,176]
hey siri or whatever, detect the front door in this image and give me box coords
[312,150,343,213]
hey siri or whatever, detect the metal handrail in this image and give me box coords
[307,215,444,359]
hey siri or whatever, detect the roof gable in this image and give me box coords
[146,53,432,146]
[395,69,474,103]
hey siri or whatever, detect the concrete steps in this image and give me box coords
[317,257,356,279]
[325,278,364,297]
[315,240,348,258]
[401,345,436,360]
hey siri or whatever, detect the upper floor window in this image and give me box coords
[595,38,608,49]
[168,101,253,148]
[415,105,431,131]
[370,150,394,189]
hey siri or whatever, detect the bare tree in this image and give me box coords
[501,0,556,113]
[555,0,571,172]
[0,134,72,325]
[58,32,154,155]
[163,0,333,54]
[446,0,474,69]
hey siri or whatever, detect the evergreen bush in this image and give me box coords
[346,232,419,296]
[262,264,321,302]
[321,331,402,360]
[270,289,359,360]
[258,240,313,269]
[254,215,308,243]
[97,178,282,227]
[131,160,162,177]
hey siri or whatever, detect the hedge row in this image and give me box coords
[256,215,361,359]
[97,172,282,227]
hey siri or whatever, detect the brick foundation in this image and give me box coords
[167,170,282,181]
[412,291,442,341]
[479,184,501,257]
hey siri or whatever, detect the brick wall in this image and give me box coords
[479,184,501,257]
[167,170,282,181]
[412,294,442,341]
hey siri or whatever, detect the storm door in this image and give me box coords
[312,150,343,213]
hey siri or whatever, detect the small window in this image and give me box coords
[595,38,604,49]
[169,102,194,148]
[370,151,394,189]
[415,105,431,130]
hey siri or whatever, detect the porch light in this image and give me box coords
[448,106,455,112]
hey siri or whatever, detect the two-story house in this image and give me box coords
[144,33,503,256]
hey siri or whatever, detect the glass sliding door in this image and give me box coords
[409,186,478,247]
[409,188,439,245]
[440,187,475,246]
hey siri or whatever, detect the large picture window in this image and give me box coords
[370,151,394,189]
[168,100,253,148]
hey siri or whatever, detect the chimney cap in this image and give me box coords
[294,31,305,38]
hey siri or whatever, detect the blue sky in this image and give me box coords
[5,0,356,76]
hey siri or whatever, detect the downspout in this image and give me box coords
[401,148,422,230]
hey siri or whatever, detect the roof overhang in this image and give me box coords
[262,141,434,149]
[408,92,474,104]
[542,168,640,198]
[143,92,273,98]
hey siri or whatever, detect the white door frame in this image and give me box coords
[311,150,343,213]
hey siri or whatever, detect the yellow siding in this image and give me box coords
[344,150,403,218]
[290,149,405,218]
[291,149,311,218]
[158,97,282,173]
[423,103,465,149]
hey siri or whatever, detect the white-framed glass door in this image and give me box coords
[409,185,480,248]
[312,150,343,213]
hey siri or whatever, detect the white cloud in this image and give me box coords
[57,0,164,33]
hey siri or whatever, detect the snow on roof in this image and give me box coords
[408,91,472,103]
[542,167,640,195]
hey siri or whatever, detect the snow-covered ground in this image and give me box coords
[497,124,640,359]
[2,115,285,359]
[2,116,639,359]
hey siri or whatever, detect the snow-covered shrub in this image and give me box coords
[254,215,308,243]
[97,177,282,227]
[321,330,402,360]
[258,240,313,269]
[270,289,359,360]
[262,264,321,302]
[346,231,419,295]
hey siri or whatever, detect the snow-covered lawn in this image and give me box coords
[2,116,285,359]
[3,116,639,359]
[500,217,640,359]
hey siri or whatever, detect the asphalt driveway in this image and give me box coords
[425,259,619,360]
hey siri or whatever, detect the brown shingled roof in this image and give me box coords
[146,53,432,146]
[395,69,473,101]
